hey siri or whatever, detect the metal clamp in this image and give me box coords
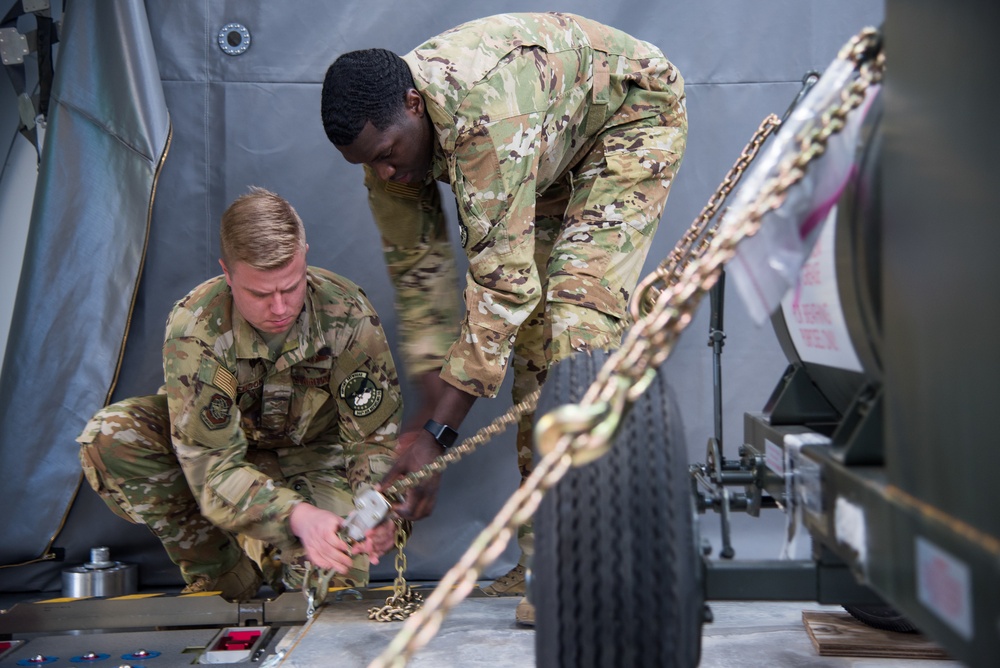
[0,27,30,65]
[339,488,392,544]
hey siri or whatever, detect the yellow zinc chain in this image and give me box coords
[366,26,883,668]
[368,519,424,622]
[380,388,545,499]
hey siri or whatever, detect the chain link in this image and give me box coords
[368,519,424,622]
[366,27,883,668]
[380,388,544,498]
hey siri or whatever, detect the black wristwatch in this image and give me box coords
[423,419,458,448]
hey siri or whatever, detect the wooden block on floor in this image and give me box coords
[802,611,951,660]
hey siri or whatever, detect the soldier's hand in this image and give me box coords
[288,502,355,574]
[379,430,443,520]
[351,519,397,565]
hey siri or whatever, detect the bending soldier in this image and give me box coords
[321,12,687,622]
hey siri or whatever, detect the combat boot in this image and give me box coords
[481,563,526,597]
[515,597,535,627]
[181,552,262,602]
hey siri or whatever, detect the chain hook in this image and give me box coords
[535,372,632,467]
[301,561,336,619]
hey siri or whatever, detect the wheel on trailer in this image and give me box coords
[533,349,704,668]
[843,604,920,633]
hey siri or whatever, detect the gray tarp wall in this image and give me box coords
[0,0,884,592]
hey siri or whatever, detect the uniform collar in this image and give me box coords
[430,139,448,183]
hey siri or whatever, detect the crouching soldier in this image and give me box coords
[77,187,402,600]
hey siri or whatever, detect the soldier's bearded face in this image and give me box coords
[336,90,434,185]
[221,249,309,334]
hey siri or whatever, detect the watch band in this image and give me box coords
[423,419,458,448]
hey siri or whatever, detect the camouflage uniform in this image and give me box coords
[364,13,687,558]
[78,268,401,590]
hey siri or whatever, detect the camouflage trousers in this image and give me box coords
[506,84,686,562]
[508,113,681,560]
[510,308,624,564]
[77,394,370,590]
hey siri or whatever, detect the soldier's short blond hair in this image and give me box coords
[220,187,307,270]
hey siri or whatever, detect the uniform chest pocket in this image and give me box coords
[287,364,334,445]
[291,366,332,388]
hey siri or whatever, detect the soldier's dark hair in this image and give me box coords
[220,187,306,271]
[321,48,415,146]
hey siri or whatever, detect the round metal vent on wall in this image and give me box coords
[218,22,250,56]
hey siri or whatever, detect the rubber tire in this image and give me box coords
[843,604,920,633]
[533,350,704,668]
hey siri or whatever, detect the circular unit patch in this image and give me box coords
[339,371,383,417]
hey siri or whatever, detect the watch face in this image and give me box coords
[425,420,456,447]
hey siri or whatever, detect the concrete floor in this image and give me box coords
[0,587,966,667]
[277,593,963,667]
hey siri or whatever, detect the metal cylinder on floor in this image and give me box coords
[61,546,138,598]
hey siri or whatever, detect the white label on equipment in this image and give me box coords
[916,537,973,640]
[834,496,868,567]
[765,438,784,475]
[780,209,864,372]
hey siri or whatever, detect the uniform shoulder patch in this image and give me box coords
[338,371,384,418]
[201,393,233,430]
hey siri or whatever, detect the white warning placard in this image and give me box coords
[779,208,863,372]
[916,536,973,640]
